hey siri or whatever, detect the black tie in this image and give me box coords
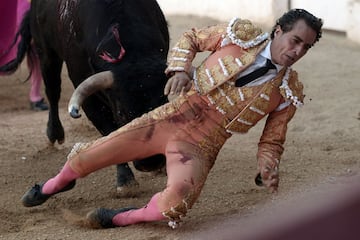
[235,59,276,87]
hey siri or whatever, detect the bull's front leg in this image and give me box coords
[41,54,65,144]
[116,163,139,197]
[47,107,65,144]
[116,154,166,197]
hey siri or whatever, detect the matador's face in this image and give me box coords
[270,19,317,67]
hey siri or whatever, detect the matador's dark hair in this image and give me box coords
[270,8,323,47]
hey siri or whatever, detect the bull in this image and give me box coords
[0,0,169,195]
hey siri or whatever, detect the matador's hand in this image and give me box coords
[164,71,192,101]
[256,153,280,193]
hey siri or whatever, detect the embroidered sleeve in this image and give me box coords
[257,68,305,166]
[165,23,227,76]
[165,18,268,77]
[257,103,297,166]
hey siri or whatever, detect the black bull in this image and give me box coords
[1,0,170,193]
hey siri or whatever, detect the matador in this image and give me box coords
[21,9,323,229]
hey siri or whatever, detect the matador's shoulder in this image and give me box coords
[221,18,269,48]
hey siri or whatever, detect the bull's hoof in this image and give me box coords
[47,126,65,145]
[48,138,65,145]
[116,180,140,198]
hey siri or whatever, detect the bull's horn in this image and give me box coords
[68,71,114,118]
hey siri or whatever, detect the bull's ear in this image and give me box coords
[96,24,125,63]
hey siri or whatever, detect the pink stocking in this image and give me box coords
[42,162,80,195]
[27,46,43,102]
[112,193,166,226]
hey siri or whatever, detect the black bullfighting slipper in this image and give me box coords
[21,180,76,207]
[86,207,138,228]
[30,98,49,111]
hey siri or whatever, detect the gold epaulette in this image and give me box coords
[222,18,269,49]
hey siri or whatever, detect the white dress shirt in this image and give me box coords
[238,41,284,87]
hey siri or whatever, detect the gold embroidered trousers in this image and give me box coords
[66,91,231,222]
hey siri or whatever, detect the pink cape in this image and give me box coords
[0,0,30,67]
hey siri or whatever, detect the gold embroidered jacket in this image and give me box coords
[165,19,305,164]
